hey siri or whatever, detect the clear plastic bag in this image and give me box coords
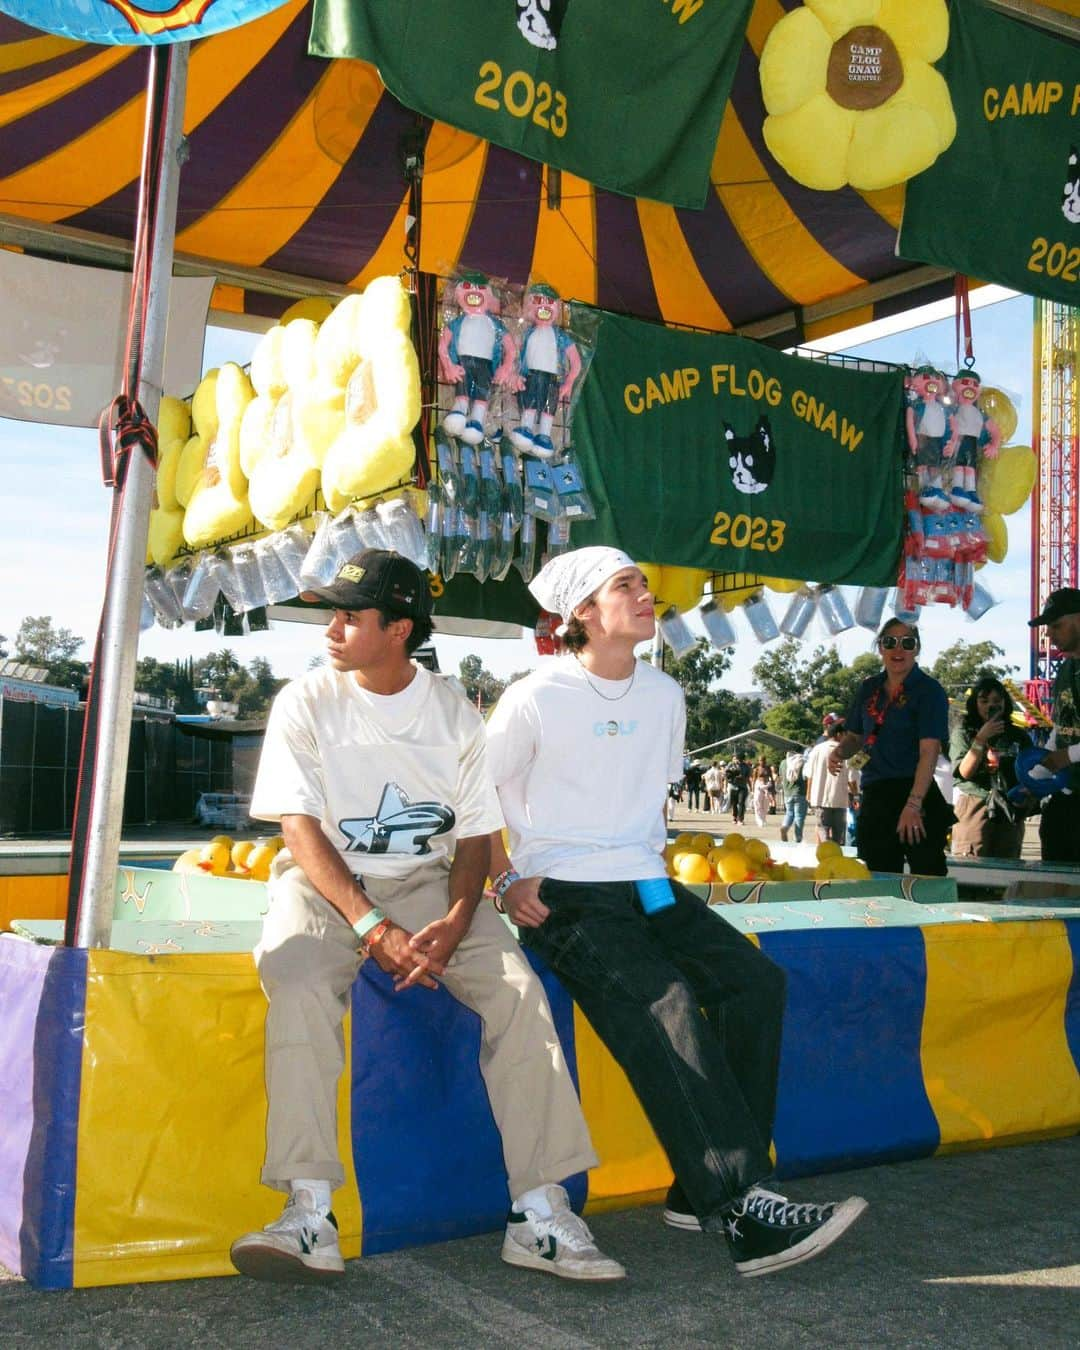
[144,566,183,628]
[299,512,340,589]
[658,605,697,657]
[816,585,854,636]
[271,524,311,591]
[523,459,558,522]
[376,496,428,568]
[551,453,596,521]
[255,534,299,605]
[742,590,779,643]
[514,511,537,582]
[181,553,223,621]
[699,599,737,650]
[779,586,816,638]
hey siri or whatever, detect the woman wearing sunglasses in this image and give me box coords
[827,619,953,875]
[949,677,1034,859]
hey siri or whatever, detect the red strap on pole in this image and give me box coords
[954,274,974,371]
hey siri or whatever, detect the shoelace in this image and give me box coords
[741,1187,833,1228]
[272,1196,329,1234]
[534,1207,599,1252]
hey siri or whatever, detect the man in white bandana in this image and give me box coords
[486,547,867,1278]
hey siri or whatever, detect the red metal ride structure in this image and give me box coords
[1027,301,1079,714]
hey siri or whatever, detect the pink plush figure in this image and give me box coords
[905,365,950,513]
[438,272,517,445]
[509,283,582,459]
[944,369,1001,513]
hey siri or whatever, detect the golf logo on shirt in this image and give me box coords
[339,782,455,855]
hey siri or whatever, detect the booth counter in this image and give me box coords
[2,864,1078,1289]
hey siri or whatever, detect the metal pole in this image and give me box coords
[72,43,189,948]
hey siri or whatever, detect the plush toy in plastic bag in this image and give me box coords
[905,365,950,513]
[508,283,583,459]
[438,272,517,445]
[945,368,1001,513]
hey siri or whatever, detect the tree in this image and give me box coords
[757,648,881,748]
[13,615,88,691]
[930,639,1017,699]
[662,641,762,755]
[458,654,507,710]
[15,615,84,666]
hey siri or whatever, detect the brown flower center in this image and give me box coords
[827,25,903,110]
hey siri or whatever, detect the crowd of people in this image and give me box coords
[226,541,1080,1293]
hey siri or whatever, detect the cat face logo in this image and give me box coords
[339,783,455,856]
[725,415,776,496]
[515,0,568,51]
[1063,145,1080,226]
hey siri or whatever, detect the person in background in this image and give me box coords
[828,619,951,875]
[684,761,704,812]
[704,761,724,815]
[751,760,771,830]
[1028,589,1080,863]
[803,722,850,844]
[230,550,622,1286]
[486,546,866,1279]
[726,751,749,826]
[846,763,861,848]
[779,748,808,844]
[950,676,1033,859]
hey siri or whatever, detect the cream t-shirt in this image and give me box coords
[486,655,686,882]
[251,664,504,878]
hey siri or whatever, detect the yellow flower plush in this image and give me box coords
[760,0,955,191]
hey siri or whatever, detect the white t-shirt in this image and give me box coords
[251,664,503,879]
[485,655,686,882]
[803,738,849,809]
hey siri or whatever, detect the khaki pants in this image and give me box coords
[254,855,598,1199]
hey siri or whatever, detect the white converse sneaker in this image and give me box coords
[230,1188,345,1283]
[502,1185,625,1281]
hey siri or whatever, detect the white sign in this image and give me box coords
[0,250,214,427]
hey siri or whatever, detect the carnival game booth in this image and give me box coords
[3,865,1079,1288]
[2,0,1079,1291]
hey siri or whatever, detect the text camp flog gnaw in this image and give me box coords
[621,363,866,453]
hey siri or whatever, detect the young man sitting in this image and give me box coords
[485,546,867,1277]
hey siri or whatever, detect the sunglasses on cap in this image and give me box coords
[879,635,917,651]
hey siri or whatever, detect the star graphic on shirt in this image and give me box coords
[338,782,455,856]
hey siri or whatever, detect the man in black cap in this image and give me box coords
[1029,587,1080,863]
[230,550,621,1285]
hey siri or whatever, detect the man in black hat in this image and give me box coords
[230,550,621,1285]
[1029,588,1080,863]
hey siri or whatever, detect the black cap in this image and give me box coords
[301,550,432,622]
[1029,588,1080,627]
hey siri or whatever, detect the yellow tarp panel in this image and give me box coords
[73,950,361,1285]
[921,920,1080,1152]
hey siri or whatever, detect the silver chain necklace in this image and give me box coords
[575,655,636,702]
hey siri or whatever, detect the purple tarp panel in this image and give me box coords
[0,937,86,1285]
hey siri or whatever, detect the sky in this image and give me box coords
[0,287,1038,692]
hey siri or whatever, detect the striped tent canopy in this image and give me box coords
[0,0,979,342]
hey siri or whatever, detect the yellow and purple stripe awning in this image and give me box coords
[0,0,956,342]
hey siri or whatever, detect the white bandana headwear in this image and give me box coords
[528,546,638,622]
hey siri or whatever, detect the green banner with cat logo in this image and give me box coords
[899,0,1080,305]
[570,311,905,586]
[308,0,754,209]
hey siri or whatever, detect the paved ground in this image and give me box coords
[1,1138,1077,1348]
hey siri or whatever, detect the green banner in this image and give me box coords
[570,313,905,587]
[308,0,754,209]
[900,0,1080,305]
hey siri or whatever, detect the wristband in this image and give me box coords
[360,918,393,953]
[352,907,387,942]
[491,868,521,914]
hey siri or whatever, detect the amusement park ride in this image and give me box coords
[1028,301,1079,711]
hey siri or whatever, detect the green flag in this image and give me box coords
[570,312,904,587]
[308,0,754,209]
[900,0,1080,305]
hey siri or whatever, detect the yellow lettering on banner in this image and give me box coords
[666,0,704,25]
[624,368,702,414]
[984,80,1066,121]
[710,365,783,406]
[790,389,864,451]
[1071,84,1080,118]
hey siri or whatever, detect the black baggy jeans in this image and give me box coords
[521,879,786,1230]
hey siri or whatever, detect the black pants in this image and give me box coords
[522,879,786,1228]
[1040,793,1080,863]
[729,785,747,823]
[856,777,952,875]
